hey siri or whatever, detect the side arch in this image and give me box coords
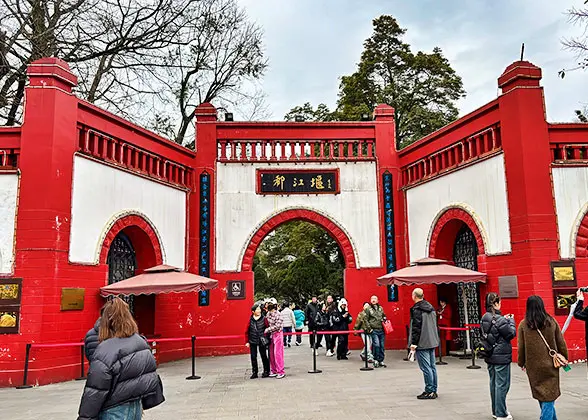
[428,205,487,258]
[240,208,358,271]
[99,212,164,268]
[574,206,588,258]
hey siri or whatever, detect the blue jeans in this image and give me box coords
[371,330,385,362]
[99,400,142,420]
[488,364,510,418]
[416,348,438,393]
[540,401,557,420]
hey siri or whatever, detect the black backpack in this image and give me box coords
[314,311,328,328]
[330,311,342,327]
[475,316,496,359]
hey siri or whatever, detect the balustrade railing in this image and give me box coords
[77,125,192,188]
[402,125,501,187]
[217,139,375,162]
[551,143,588,163]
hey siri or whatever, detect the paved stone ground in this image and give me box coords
[2,339,588,420]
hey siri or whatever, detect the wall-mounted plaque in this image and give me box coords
[0,306,19,334]
[498,276,519,298]
[256,169,340,195]
[61,288,85,311]
[553,288,577,316]
[227,281,246,300]
[550,261,576,287]
[0,278,22,305]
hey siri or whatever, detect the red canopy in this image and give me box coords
[100,265,219,297]
[377,258,486,286]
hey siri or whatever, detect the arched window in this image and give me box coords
[107,231,137,312]
[453,225,481,343]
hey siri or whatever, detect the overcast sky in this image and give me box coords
[237,0,588,122]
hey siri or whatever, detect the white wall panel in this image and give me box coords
[0,174,18,274]
[216,162,381,271]
[70,156,187,268]
[552,166,588,258]
[407,154,511,261]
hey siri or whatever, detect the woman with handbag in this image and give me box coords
[78,298,164,420]
[517,295,568,420]
[245,304,270,379]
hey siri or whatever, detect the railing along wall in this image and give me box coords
[551,143,588,164]
[217,139,376,163]
[77,124,192,189]
[0,127,21,169]
[401,125,502,187]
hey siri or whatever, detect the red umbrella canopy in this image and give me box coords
[100,265,219,297]
[377,258,486,286]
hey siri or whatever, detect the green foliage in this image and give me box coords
[285,15,465,149]
[253,221,344,304]
[284,102,337,122]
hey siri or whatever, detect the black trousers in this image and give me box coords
[309,325,323,348]
[325,331,336,352]
[336,334,349,358]
[249,343,270,375]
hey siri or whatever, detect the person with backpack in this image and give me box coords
[518,295,568,420]
[331,298,352,360]
[480,293,516,420]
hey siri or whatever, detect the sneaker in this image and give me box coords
[287,344,291,348]
[340,356,348,360]
[360,354,366,361]
[261,372,270,378]
[326,350,334,357]
[295,342,301,346]
[249,374,258,379]
[347,351,352,356]
[417,392,436,400]
[269,373,277,377]
[493,412,512,420]
[368,358,375,364]
[380,362,387,368]
[276,374,285,379]
[373,361,381,368]
[416,392,428,398]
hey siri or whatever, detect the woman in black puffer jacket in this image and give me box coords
[78,298,164,420]
[481,293,516,420]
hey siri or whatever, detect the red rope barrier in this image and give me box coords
[148,337,192,343]
[317,330,363,335]
[31,342,84,349]
[439,326,472,331]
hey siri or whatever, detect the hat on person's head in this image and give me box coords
[338,298,348,311]
[269,298,277,305]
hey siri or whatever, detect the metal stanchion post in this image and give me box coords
[16,343,33,389]
[360,332,373,371]
[186,336,201,380]
[467,328,481,370]
[308,330,322,374]
[436,326,447,365]
[403,325,410,361]
[76,345,86,380]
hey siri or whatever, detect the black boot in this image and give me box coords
[250,373,258,379]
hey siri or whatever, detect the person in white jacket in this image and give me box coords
[281,302,297,348]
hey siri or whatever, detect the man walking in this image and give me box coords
[364,295,387,368]
[305,296,322,349]
[409,288,440,400]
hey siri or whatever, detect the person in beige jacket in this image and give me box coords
[517,295,568,420]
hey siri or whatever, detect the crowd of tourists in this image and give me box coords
[75,287,587,420]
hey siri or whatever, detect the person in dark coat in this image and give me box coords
[573,288,588,360]
[84,318,100,362]
[518,295,568,420]
[408,288,440,400]
[78,298,164,420]
[245,304,270,379]
[331,298,352,360]
[480,293,516,420]
[305,296,322,349]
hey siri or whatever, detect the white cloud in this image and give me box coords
[237,0,588,122]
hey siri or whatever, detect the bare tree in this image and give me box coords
[0,0,267,144]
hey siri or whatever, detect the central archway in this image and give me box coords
[241,209,357,271]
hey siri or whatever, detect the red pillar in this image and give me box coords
[497,61,560,314]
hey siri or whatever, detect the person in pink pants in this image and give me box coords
[265,299,285,378]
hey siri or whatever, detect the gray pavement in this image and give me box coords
[1,340,588,420]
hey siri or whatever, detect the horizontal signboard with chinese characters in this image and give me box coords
[256,169,340,195]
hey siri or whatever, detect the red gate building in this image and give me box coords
[0,57,587,387]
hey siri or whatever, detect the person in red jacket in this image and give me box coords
[437,297,453,356]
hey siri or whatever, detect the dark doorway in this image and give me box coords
[452,225,481,345]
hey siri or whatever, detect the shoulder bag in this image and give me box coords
[537,329,568,369]
[254,320,269,347]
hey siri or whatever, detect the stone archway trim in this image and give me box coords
[428,206,487,257]
[240,208,358,271]
[575,209,588,258]
[98,212,164,265]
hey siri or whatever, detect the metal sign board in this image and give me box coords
[227,281,246,300]
[61,288,85,311]
[498,276,518,298]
